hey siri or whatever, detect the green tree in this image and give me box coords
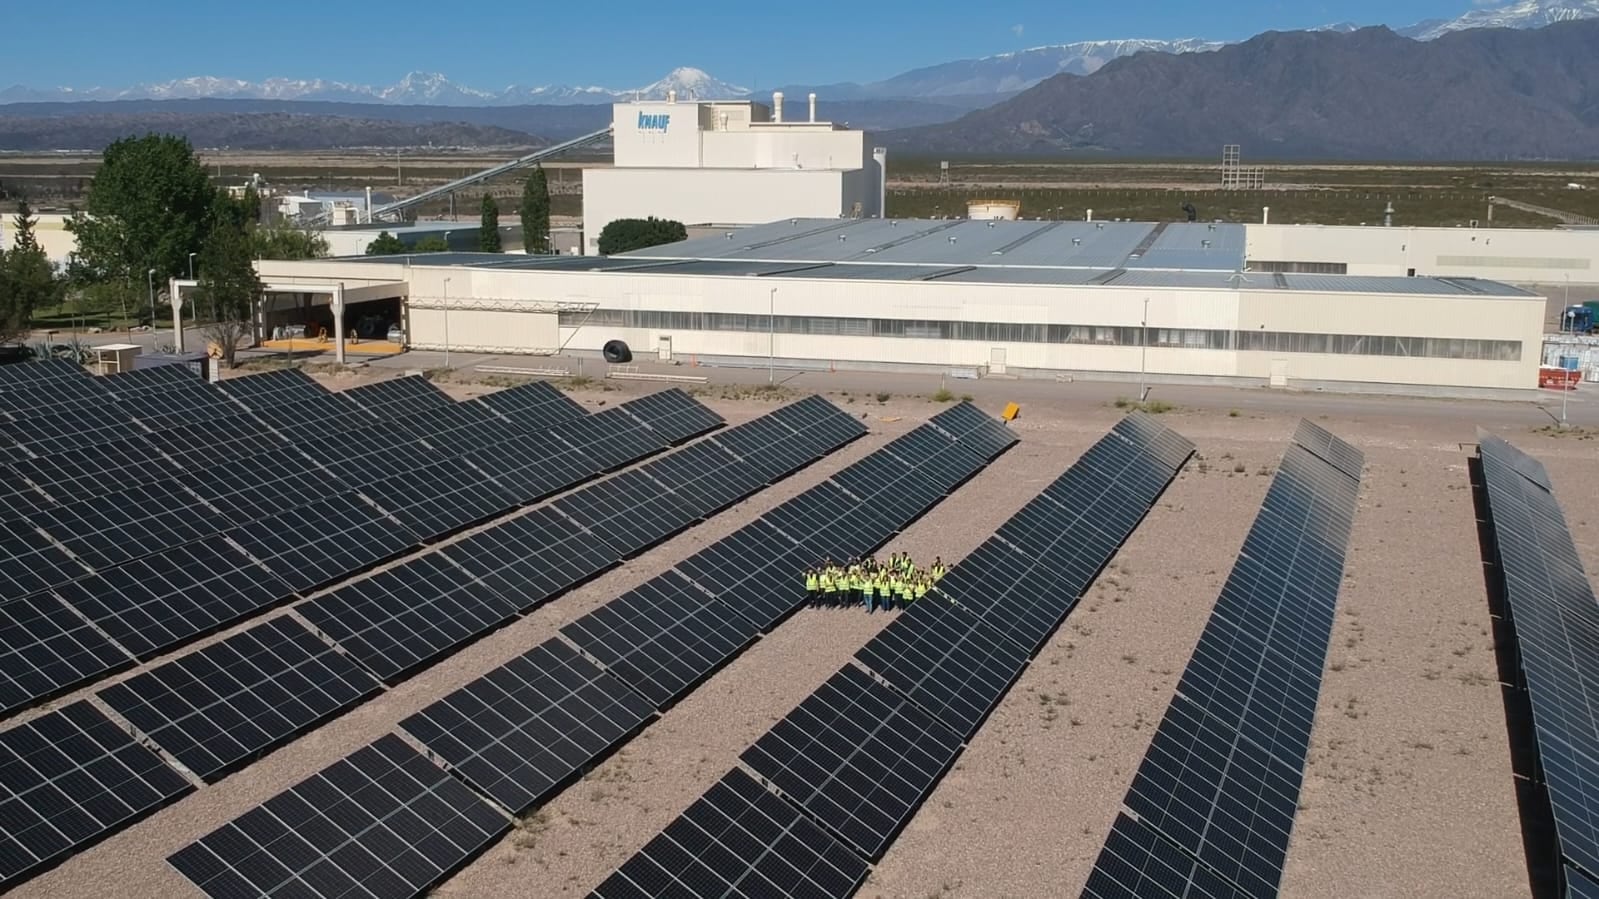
[66,134,217,289]
[597,217,688,255]
[0,200,61,341]
[479,195,502,253]
[411,235,449,253]
[251,221,329,260]
[196,210,262,369]
[365,231,407,255]
[520,165,550,253]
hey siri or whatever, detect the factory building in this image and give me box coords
[253,218,1547,393]
[580,94,885,255]
[1246,223,1599,286]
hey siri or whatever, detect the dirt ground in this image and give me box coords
[10,368,1598,899]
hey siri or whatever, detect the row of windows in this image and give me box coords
[1247,260,1350,274]
[559,309,1522,362]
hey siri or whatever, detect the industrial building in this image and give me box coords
[580,94,885,255]
[251,217,1550,393]
[1245,222,1597,286]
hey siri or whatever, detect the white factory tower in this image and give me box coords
[581,92,886,254]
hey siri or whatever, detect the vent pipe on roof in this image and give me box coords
[1263,206,1270,225]
[872,147,888,219]
[1086,208,1093,222]
[808,93,817,122]
[773,91,784,122]
[1384,200,1395,228]
[668,89,677,104]
[365,186,372,224]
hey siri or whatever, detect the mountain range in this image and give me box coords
[4,0,1596,107]
[889,20,1599,160]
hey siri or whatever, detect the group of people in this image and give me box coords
[803,552,947,613]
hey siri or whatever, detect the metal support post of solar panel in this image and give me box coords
[1083,421,1362,899]
[1476,431,1599,894]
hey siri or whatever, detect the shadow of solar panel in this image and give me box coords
[740,664,963,860]
[550,406,668,472]
[621,388,725,444]
[441,507,621,610]
[359,458,520,542]
[590,767,869,899]
[168,734,507,899]
[55,536,295,660]
[399,639,654,814]
[1290,419,1364,481]
[1569,866,1599,899]
[462,436,596,505]
[562,571,759,709]
[1120,696,1305,899]
[300,554,520,682]
[855,595,1029,740]
[0,701,193,889]
[184,449,335,520]
[228,492,421,593]
[0,594,134,715]
[474,379,586,427]
[216,368,329,408]
[1478,434,1599,880]
[99,616,381,781]
[642,440,754,515]
[1082,813,1245,899]
[32,481,216,570]
[553,470,697,558]
[343,375,455,420]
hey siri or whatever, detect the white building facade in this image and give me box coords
[580,95,883,255]
[1246,223,1599,286]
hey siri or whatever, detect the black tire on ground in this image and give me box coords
[602,340,633,363]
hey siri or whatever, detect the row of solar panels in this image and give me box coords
[1084,420,1365,899]
[0,393,871,890]
[162,404,1019,898]
[592,413,1195,898]
[1476,433,1599,897]
[0,374,735,719]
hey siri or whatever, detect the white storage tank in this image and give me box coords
[967,200,1020,221]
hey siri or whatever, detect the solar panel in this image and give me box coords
[9,406,139,456]
[590,767,870,899]
[619,388,725,444]
[927,401,1017,461]
[1569,867,1599,899]
[55,536,295,660]
[1478,433,1599,882]
[549,406,668,473]
[0,473,52,519]
[342,375,454,420]
[99,363,203,397]
[1082,813,1245,899]
[298,554,519,682]
[0,357,91,384]
[740,663,963,859]
[552,469,697,557]
[98,616,382,781]
[562,570,758,709]
[143,412,287,468]
[227,492,420,593]
[441,507,621,611]
[675,519,813,633]
[31,480,216,570]
[0,701,194,889]
[10,434,170,502]
[473,379,587,427]
[0,375,112,417]
[1291,419,1364,481]
[399,638,655,814]
[0,594,134,715]
[167,734,507,899]
[216,368,329,408]
[461,435,597,505]
[358,458,519,542]
[0,520,90,602]
[246,392,375,438]
[183,449,335,520]
[853,594,1030,740]
[1087,424,1360,899]
[710,417,817,483]
[641,439,756,515]
[393,401,523,455]
[122,390,239,429]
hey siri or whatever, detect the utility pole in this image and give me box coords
[147,269,157,345]
[1140,297,1149,402]
[768,287,777,385]
[443,277,452,369]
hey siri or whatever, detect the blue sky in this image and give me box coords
[6,0,1485,88]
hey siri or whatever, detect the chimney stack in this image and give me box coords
[808,92,817,122]
[773,91,784,122]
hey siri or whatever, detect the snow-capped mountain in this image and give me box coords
[1397,0,1599,39]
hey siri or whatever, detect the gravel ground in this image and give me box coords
[11,369,1597,899]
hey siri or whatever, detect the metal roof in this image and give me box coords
[1125,222,1248,270]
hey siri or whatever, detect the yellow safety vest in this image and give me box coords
[821,574,835,593]
[914,583,928,601]
[806,573,818,591]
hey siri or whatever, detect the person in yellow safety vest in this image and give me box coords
[820,568,837,608]
[887,571,902,611]
[931,557,945,580]
[902,554,915,577]
[805,568,819,608]
[913,575,929,606]
[849,562,863,609]
[874,570,890,614]
[861,569,876,614]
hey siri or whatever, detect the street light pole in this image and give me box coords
[1140,297,1149,402]
[147,268,157,344]
[442,277,452,369]
[768,287,777,385]
[187,253,197,281]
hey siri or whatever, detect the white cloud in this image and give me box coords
[1011,23,1025,37]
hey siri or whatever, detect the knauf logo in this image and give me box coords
[637,113,670,132]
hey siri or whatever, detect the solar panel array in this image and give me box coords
[1085,421,1363,899]
[1477,432,1599,893]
